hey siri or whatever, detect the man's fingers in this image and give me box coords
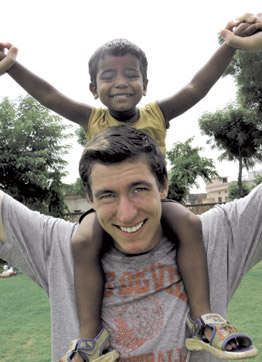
[237,13,257,24]
[0,46,18,75]
[221,28,262,51]
[0,42,13,52]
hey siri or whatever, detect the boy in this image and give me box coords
[0,15,259,362]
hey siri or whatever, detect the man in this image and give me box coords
[0,125,261,362]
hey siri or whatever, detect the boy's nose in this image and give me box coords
[114,76,128,89]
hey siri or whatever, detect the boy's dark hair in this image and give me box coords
[88,38,148,87]
[79,125,167,201]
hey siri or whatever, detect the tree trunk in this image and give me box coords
[238,154,243,197]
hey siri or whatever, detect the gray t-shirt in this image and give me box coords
[1,184,262,362]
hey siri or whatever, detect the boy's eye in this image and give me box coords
[100,71,115,81]
[125,70,140,79]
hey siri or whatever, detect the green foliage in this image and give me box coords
[63,177,86,197]
[199,104,262,197]
[166,137,218,203]
[223,49,262,111]
[0,95,72,216]
[252,174,262,188]
[75,126,87,147]
[227,181,250,200]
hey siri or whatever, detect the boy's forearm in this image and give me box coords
[6,61,58,107]
[190,42,236,98]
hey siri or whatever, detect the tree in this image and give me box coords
[222,49,262,112]
[63,177,86,197]
[75,126,87,147]
[227,181,250,200]
[166,137,218,203]
[0,95,72,216]
[199,104,262,197]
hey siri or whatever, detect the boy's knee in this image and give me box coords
[72,232,92,253]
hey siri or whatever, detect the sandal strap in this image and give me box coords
[60,328,119,362]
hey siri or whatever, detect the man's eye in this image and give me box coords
[134,187,147,193]
[99,193,115,200]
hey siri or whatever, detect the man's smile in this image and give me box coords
[116,220,147,234]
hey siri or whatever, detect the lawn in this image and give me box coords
[0,263,261,361]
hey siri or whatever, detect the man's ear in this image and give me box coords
[86,193,95,209]
[160,179,169,199]
[89,83,99,99]
[143,79,148,96]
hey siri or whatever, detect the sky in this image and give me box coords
[1,0,262,192]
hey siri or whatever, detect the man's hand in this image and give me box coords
[0,42,18,75]
[221,13,262,51]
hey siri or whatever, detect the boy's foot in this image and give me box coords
[185,313,258,360]
[60,328,119,362]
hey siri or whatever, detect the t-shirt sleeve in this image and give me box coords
[0,194,77,295]
[201,183,262,301]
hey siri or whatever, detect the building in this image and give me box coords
[64,194,91,222]
[205,177,231,203]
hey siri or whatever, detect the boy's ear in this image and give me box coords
[143,79,149,96]
[89,83,99,99]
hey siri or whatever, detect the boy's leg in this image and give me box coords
[161,201,239,352]
[72,211,106,339]
[161,201,211,320]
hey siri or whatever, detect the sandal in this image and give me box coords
[60,328,119,362]
[185,313,258,360]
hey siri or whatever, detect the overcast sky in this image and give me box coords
[1,0,262,191]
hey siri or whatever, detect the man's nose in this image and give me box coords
[116,197,138,223]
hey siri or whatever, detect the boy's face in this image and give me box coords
[90,54,148,114]
[88,158,168,255]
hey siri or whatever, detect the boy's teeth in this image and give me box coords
[113,94,130,98]
[120,221,144,233]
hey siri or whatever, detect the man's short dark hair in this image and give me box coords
[79,125,167,201]
[88,38,148,87]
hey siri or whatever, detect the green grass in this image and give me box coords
[0,263,261,361]
[227,262,262,362]
[0,268,51,362]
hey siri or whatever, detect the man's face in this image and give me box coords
[90,54,148,114]
[88,158,168,255]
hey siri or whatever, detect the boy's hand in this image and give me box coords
[221,13,262,51]
[0,42,18,75]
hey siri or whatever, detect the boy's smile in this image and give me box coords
[88,158,168,255]
[90,54,148,120]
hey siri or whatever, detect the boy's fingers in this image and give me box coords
[225,20,239,31]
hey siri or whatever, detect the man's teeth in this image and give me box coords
[120,221,144,233]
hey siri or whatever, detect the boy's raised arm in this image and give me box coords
[0,45,92,128]
[158,14,260,123]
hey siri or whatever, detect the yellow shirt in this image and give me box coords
[86,101,167,156]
